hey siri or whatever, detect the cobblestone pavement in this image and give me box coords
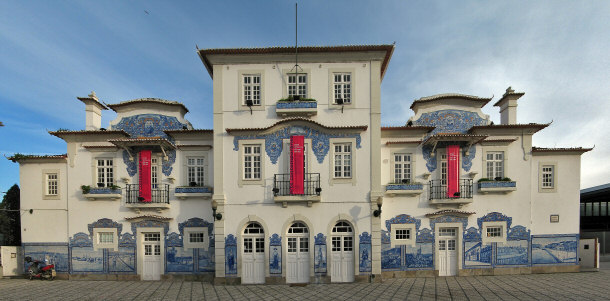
[2,270,609,301]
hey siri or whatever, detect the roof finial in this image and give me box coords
[89,91,97,100]
[506,86,514,93]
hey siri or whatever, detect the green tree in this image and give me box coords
[0,184,21,245]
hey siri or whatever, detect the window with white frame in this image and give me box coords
[333,143,352,178]
[46,173,58,196]
[96,159,114,187]
[482,222,507,244]
[151,157,159,189]
[486,152,504,179]
[486,226,502,238]
[542,165,554,188]
[333,73,351,104]
[93,228,118,250]
[243,74,261,105]
[187,157,205,186]
[391,224,416,247]
[394,153,412,183]
[98,232,114,244]
[184,227,209,250]
[243,145,261,180]
[287,73,307,98]
[439,153,447,185]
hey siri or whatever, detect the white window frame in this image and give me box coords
[391,224,416,247]
[42,169,60,200]
[95,158,114,188]
[238,140,265,186]
[482,146,509,180]
[238,70,265,111]
[282,68,311,99]
[184,227,209,250]
[392,153,413,184]
[333,143,352,179]
[287,73,308,98]
[242,74,261,105]
[538,162,558,193]
[439,152,448,186]
[486,151,504,180]
[93,228,118,251]
[186,156,205,187]
[332,72,352,104]
[151,156,160,189]
[329,138,357,185]
[283,139,310,174]
[481,221,507,244]
[328,68,356,109]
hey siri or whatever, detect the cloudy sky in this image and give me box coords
[1,0,608,195]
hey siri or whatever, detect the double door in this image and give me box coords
[142,232,162,281]
[438,228,457,276]
[286,235,309,283]
[330,234,354,282]
[242,236,265,284]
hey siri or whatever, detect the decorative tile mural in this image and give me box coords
[225,235,237,275]
[269,234,281,275]
[382,215,434,271]
[88,218,122,237]
[359,232,372,273]
[532,235,578,265]
[232,125,362,164]
[422,143,476,172]
[464,241,492,267]
[413,110,488,135]
[430,214,468,232]
[496,240,528,266]
[405,243,434,269]
[197,248,215,272]
[23,243,69,273]
[70,233,104,273]
[107,247,136,273]
[314,233,327,274]
[112,114,187,140]
[166,246,194,273]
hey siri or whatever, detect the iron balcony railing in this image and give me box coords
[429,179,473,200]
[125,184,170,204]
[273,173,321,196]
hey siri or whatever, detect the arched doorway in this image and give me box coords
[330,221,354,282]
[286,222,309,283]
[242,222,265,284]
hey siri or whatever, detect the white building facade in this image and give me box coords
[13,45,590,282]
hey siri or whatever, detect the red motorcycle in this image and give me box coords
[25,256,56,280]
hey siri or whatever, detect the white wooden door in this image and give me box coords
[287,235,309,283]
[142,232,162,281]
[438,228,457,276]
[242,223,265,284]
[331,221,355,283]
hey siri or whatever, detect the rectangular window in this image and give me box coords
[187,157,205,186]
[300,237,309,252]
[333,73,351,104]
[288,237,297,253]
[486,152,504,179]
[144,233,161,242]
[394,154,412,183]
[243,145,261,180]
[439,228,456,237]
[189,232,204,243]
[334,143,352,178]
[440,154,447,186]
[331,237,341,252]
[395,229,410,240]
[542,165,554,188]
[343,237,353,251]
[243,238,253,253]
[486,226,502,238]
[255,238,264,253]
[46,173,58,195]
[96,159,114,187]
[243,74,261,105]
[288,74,307,98]
[151,157,158,189]
[98,232,114,244]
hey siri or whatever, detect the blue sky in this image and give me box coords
[1,0,609,195]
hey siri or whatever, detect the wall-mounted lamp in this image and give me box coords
[373,197,383,217]
[336,98,344,113]
[211,200,222,221]
[246,99,253,115]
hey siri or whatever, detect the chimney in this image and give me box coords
[493,86,524,125]
[77,91,108,130]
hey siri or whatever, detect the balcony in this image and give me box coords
[174,186,213,199]
[429,179,473,208]
[82,187,122,201]
[273,173,321,207]
[385,181,424,197]
[125,184,170,213]
[275,98,318,117]
[477,180,517,194]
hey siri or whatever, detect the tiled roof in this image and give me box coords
[532,147,593,153]
[468,123,550,133]
[7,154,67,162]
[480,138,518,143]
[164,129,213,133]
[225,117,368,133]
[82,145,118,149]
[49,130,129,137]
[385,140,422,145]
[381,126,435,131]
[176,144,213,148]
[106,98,189,113]
[422,133,488,145]
[425,209,475,218]
[410,93,493,109]
[198,44,394,79]
[124,215,172,221]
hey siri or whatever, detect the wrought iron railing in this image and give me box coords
[125,184,170,204]
[273,173,321,196]
[429,179,473,200]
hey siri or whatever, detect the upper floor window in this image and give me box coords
[486,152,504,179]
[243,74,261,105]
[333,143,352,178]
[151,157,159,189]
[187,157,205,186]
[46,173,58,196]
[394,153,412,183]
[333,73,351,104]
[439,153,447,185]
[542,165,554,188]
[287,74,307,98]
[243,145,261,180]
[96,159,113,187]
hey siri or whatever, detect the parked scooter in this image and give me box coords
[25,256,56,280]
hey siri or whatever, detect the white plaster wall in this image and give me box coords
[1,246,23,276]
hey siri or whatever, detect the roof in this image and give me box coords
[422,133,488,146]
[581,183,610,195]
[410,93,493,109]
[198,44,394,80]
[468,123,550,133]
[124,215,173,221]
[531,147,593,154]
[385,140,422,145]
[225,117,368,133]
[425,209,475,218]
[7,154,67,162]
[164,129,213,134]
[49,130,129,137]
[381,126,435,131]
[107,138,176,150]
[106,98,189,113]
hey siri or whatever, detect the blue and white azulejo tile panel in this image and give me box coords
[532,235,578,265]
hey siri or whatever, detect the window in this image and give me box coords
[187,157,205,186]
[486,152,504,179]
[542,165,554,188]
[98,232,114,244]
[396,229,410,240]
[486,226,502,238]
[184,227,209,250]
[539,162,557,192]
[333,73,351,104]
[243,145,261,180]
[93,228,118,250]
[96,159,114,187]
[151,157,158,189]
[242,74,261,105]
[190,232,204,243]
[46,173,58,196]
[394,153,412,183]
[287,73,307,98]
[390,224,416,247]
[333,143,352,178]
[482,222,506,244]
[440,153,447,185]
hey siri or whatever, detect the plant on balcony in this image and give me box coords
[82,184,121,194]
[386,179,424,190]
[478,177,512,182]
[277,96,317,102]
[81,185,91,194]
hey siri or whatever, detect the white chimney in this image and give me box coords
[77,91,108,131]
[494,86,524,125]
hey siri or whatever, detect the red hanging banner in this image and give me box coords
[446,145,460,198]
[138,150,152,203]
[290,135,305,195]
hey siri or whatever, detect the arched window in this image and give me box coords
[243,222,264,234]
[288,222,309,234]
[332,221,353,233]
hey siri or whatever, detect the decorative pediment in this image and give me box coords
[88,218,122,237]
[417,228,434,243]
[413,110,488,135]
[429,214,469,232]
[178,217,213,236]
[477,212,512,230]
[225,234,237,247]
[166,232,183,247]
[70,232,93,247]
[359,232,371,244]
[270,234,281,246]
[463,227,481,242]
[508,225,530,241]
[112,114,187,141]
[128,217,170,235]
[314,233,327,245]
[385,214,421,233]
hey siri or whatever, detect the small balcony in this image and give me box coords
[275,98,318,117]
[477,180,517,194]
[174,186,213,199]
[82,186,122,201]
[273,173,321,207]
[429,179,473,208]
[385,181,424,197]
[125,184,170,213]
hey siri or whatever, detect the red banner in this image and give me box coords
[447,145,460,198]
[290,135,305,195]
[138,150,152,202]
